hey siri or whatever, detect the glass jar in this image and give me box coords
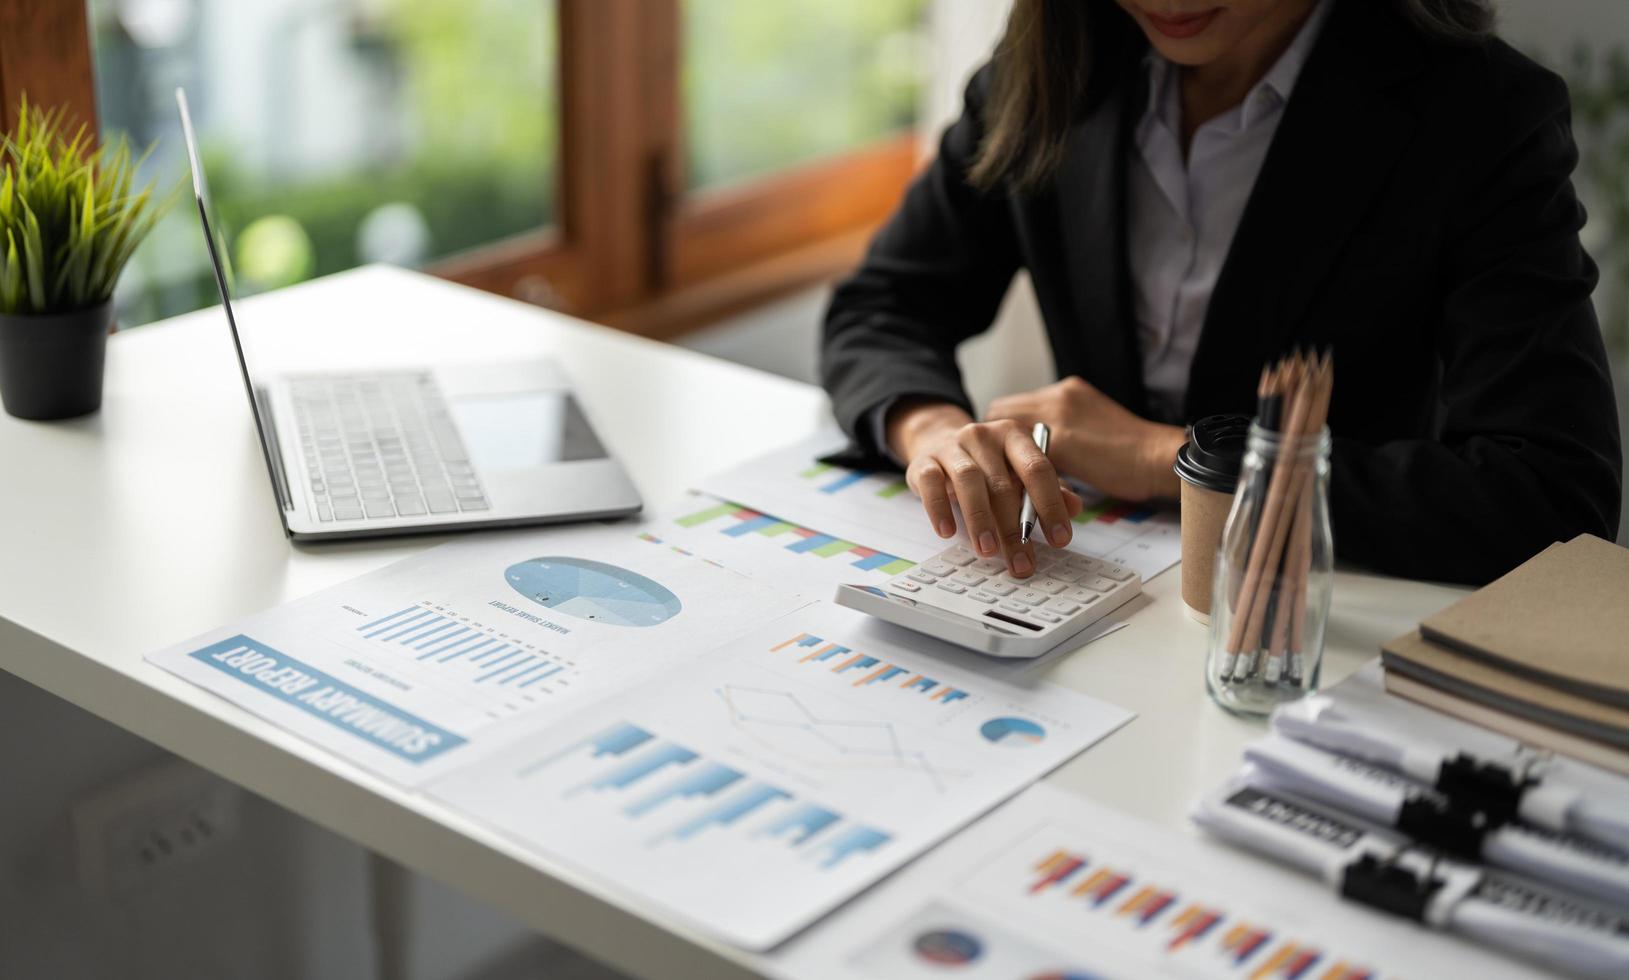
[1205,424,1334,716]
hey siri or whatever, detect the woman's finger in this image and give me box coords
[940,447,1001,558]
[907,458,957,539]
[1004,426,1073,548]
[957,423,1034,575]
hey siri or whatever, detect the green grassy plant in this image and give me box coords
[0,97,174,316]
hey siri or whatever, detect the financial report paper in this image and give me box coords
[429,603,1132,949]
[145,523,804,784]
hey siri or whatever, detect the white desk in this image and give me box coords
[0,266,1470,979]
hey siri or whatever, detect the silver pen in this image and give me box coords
[1018,422,1050,545]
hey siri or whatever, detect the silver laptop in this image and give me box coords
[176,88,642,540]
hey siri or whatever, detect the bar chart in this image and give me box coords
[800,461,911,500]
[675,499,914,576]
[351,602,577,717]
[768,632,970,706]
[516,720,895,870]
[985,840,1377,979]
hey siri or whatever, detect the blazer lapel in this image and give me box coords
[1185,0,1424,418]
[1047,52,1150,417]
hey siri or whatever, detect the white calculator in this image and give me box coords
[834,543,1142,658]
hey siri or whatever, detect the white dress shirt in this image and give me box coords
[1129,0,1330,422]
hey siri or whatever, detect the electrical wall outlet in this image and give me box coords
[70,759,244,898]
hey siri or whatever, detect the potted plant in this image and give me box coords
[0,97,170,420]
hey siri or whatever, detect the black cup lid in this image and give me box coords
[1173,413,1252,493]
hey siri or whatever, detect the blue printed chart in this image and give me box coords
[428,608,1132,949]
[144,524,804,786]
[355,603,578,703]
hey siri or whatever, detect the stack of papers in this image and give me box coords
[1192,665,1629,978]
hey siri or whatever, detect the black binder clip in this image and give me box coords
[1339,850,1443,923]
[1395,794,1489,860]
[1435,753,1533,827]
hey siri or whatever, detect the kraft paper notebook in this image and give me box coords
[1417,534,1629,708]
[1380,628,1629,748]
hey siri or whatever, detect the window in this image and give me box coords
[1,1,930,338]
[683,0,925,191]
[87,0,558,325]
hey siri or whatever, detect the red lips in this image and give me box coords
[1144,7,1223,39]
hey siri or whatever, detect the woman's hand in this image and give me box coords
[886,398,1083,578]
[985,377,1187,502]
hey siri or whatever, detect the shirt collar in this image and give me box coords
[1140,0,1331,134]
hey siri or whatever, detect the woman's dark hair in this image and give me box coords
[968,0,1497,191]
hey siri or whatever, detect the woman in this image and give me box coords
[821,0,1622,584]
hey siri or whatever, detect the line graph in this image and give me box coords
[717,684,970,792]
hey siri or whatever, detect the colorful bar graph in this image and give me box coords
[1251,942,1322,980]
[819,471,868,494]
[1220,923,1272,965]
[1072,496,1159,526]
[1115,885,1177,926]
[674,500,913,576]
[1030,849,1088,894]
[1072,867,1132,906]
[1167,904,1224,951]
[766,633,970,706]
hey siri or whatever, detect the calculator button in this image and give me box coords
[907,570,940,585]
[936,582,968,595]
[1047,565,1084,583]
[1031,577,1068,595]
[983,581,1016,596]
[1064,588,1101,605]
[922,560,958,577]
[941,547,977,566]
[971,558,1006,575]
[892,581,921,593]
[1082,576,1117,593]
[1047,598,1081,614]
[1013,588,1048,605]
[1033,610,1063,624]
[998,600,1033,615]
[1065,555,1097,571]
[950,571,986,587]
[1101,564,1134,582]
[968,590,998,604]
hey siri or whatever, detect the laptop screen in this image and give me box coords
[176,87,292,511]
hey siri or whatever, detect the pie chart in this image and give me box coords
[505,557,682,627]
[912,928,984,965]
[980,716,1047,746]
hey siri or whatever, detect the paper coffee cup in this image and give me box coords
[1173,414,1251,623]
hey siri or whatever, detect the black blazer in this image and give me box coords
[820,0,1622,585]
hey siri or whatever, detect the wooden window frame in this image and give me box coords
[1,0,921,338]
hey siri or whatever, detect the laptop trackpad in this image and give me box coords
[449,391,607,473]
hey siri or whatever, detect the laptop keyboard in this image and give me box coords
[291,373,488,522]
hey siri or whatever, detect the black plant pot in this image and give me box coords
[0,301,114,420]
